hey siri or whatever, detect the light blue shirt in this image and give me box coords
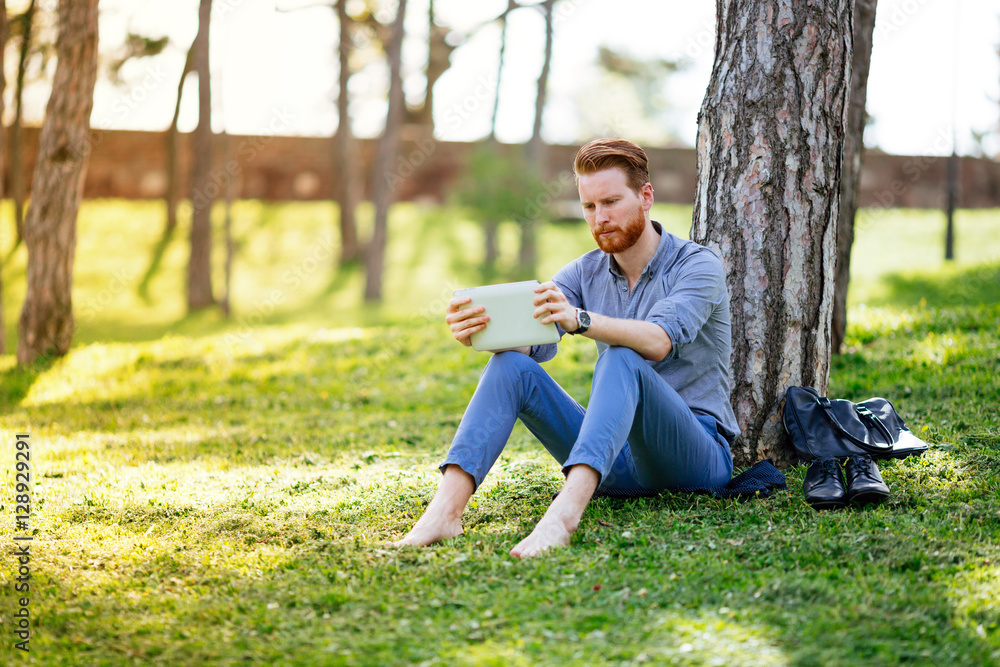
[530,221,740,444]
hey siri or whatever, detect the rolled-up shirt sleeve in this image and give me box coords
[646,249,727,359]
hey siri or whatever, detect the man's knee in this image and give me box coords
[483,350,539,382]
[597,346,644,370]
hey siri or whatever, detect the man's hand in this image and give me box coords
[533,281,579,332]
[445,296,489,347]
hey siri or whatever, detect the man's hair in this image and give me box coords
[573,138,650,194]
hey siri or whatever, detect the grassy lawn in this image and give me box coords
[0,200,998,665]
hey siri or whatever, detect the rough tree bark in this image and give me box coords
[334,0,359,264]
[188,0,215,311]
[519,0,554,277]
[690,0,853,467]
[363,0,408,303]
[832,0,878,354]
[0,0,7,354]
[17,0,99,365]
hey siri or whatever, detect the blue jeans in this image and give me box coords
[441,347,733,492]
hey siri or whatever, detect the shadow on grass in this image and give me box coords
[872,262,1000,308]
[0,356,56,413]
[34,469,1000,665]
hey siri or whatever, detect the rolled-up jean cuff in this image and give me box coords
[560,458,606,486]
[438,460,482,491]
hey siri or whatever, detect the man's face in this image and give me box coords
[577,167,651,254]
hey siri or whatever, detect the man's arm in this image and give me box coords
[531,282,672,362]
[578,313,671,362]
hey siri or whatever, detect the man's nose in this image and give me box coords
[595,205,611,224]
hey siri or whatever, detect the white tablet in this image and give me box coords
[454,280,561,352]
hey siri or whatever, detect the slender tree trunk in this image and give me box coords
[17,0,99,365]
[188,0,215,311]
[0,0,7,354]
[221,130,235,318]
[488,2,514,141]
[168,43,195,237]
[10,0,35,248]
[519,0,554,277]
[690,0,852,467]
[335,0,359,264]
[481,2,512,277]
[945,149,958,260]
[139,41,195,298]
[363,0,408,303]
[832,0,877,354]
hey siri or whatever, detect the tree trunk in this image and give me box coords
[690,0,853,467]
[488,1,515,141]
[0,0,7,354]
[168,43,195,237]
[363,0,408,303]
[482,2,512,278]
[139,40,195,298]
[188,0,215,311]
[10,0,35,249]
[483,218,499,279]
[519,0,554,277]
[16,0,99,365]
[335,0,360,264]
[832,0,877,354]
[221,130,236,318]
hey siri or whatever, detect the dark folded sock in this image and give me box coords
[591,460,787,501]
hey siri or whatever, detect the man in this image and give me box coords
[393,138,738,558]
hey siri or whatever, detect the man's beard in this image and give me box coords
[592,203,646,254]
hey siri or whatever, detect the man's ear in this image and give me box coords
[640,182,654,210]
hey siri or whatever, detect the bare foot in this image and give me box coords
[389,516,463,548]
[509,516,573,558]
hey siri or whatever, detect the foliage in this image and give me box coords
[452,143,548,224]
[0,201,998,664]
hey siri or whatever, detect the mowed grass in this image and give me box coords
[0,200,998,665]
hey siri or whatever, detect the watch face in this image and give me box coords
[579,310,592,328]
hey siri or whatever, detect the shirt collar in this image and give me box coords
[608,220,670,279]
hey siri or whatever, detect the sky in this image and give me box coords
[28,0,1000,157]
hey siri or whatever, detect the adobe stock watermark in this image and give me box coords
[213,0,248,19]
[12,432,33,653]
[443,74,499,132]
[552,0,589,25]
[192,107,296,212]
[111,64,169,120]
[876,0,932,40]
[78,269,135,324]
[223,235,336,350]
[385,136,437,194]
[856,126,954,231]
[364,279,462,375]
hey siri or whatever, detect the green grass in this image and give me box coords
[0,201,998,665]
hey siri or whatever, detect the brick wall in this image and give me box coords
[8,126,1000,209]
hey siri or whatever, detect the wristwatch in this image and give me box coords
[569,308,591,335]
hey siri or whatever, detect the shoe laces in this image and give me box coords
[847,454,874,482]
[819,457,841,475]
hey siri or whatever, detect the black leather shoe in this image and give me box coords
[845,454,889,505]
[803,457,846,510]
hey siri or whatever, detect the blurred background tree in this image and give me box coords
[17,0,99,364]
[453,143,545,280]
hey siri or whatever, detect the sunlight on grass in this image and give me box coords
[643,614,788,665]
[0,200,998,664]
